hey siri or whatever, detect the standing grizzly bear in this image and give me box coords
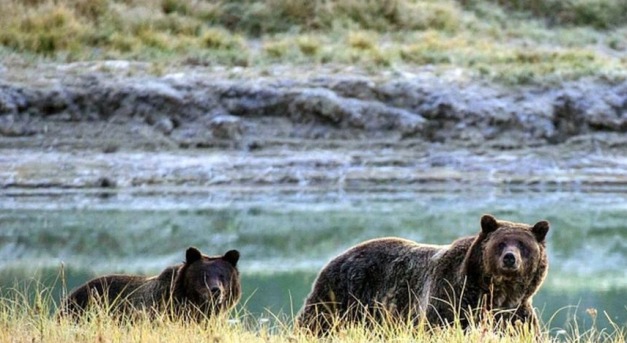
[297,215,549,335]
[60,247,241,321]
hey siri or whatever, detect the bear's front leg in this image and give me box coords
[513,300,540,329]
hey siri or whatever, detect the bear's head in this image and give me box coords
[479,214,549,281]
[463,214,550,299]
[174,247,241,316]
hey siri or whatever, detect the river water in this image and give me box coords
[0,187,625,333]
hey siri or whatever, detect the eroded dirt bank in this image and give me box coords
[1,62,626,191]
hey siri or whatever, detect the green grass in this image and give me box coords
[0,0,626,84]
[464,0,627,29]
[0,279,625,343]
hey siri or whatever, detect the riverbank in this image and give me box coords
[1,62,626,191]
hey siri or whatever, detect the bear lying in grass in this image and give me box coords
[60,247,241,321]
[297,214,550,335]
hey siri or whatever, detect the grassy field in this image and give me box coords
[1,0,626,84]
[0,283,625,343]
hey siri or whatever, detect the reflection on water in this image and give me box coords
[0,189,625,332]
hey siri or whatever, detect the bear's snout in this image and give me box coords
[503,252,516,268]
[203,282,225,304]
[209,286,224,303]
[499,249,522,272]
[210,286,222,296]
[198,274,225,304]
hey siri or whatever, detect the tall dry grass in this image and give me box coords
[0,277,625,343]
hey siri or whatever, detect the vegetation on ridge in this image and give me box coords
[0,0,626,84]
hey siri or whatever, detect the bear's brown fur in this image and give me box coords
[60,247,241,320]
[297,214,549,335]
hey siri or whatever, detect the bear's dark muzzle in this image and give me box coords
[210,287,222,297]
[503,252,517,268]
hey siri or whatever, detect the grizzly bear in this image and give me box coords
[297,214,549,335]
[60,247,241,321]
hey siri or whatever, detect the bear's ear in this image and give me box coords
[185,247,202,264]
[480,214,499,234]
[532,220,550,242]
[223,250,240,267]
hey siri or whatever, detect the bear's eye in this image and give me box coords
[517,241,528,255]
[498,242,506,250]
